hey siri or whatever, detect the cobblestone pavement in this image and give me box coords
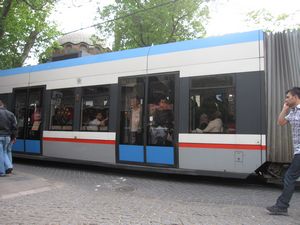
[1,160,300,225]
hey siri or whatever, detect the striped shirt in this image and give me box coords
[285,104,300,155]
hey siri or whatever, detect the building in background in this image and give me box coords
[51,31,111,61]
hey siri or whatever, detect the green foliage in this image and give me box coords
[0,0,60,69]
[38,41,62,64]
[246,9,300,32]
[95,0,209,51]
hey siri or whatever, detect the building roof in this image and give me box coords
[58,31,94,45]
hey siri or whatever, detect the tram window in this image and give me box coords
[49,88,75,131]
[189,75,235,134]
[80,85,110,131]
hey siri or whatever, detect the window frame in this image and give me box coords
[80,85,110,132]
[189,74,236,134]
[49,88,76,131]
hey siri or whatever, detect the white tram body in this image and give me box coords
[0,30,266,178]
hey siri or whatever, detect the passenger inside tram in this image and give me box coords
[87,112,108,131]
[51,106,73,130]
[129,96,142,144]
[150,98,174,146]
[192,111,223,133]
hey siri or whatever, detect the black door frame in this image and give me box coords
[115,71,179,168]
[12,85,46,155]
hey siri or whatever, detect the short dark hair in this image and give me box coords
[287,87,300,98]
[0,100,3,106]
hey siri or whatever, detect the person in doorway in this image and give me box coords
[266,87,300,215]
[151,98,174,145]
[129,96,142,144]
[0,100,17,176]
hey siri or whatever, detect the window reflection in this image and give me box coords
[190,75,235,134]
[50,88,74,130]
[81,85,109,131]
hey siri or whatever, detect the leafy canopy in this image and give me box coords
[0,0,60,69]
[95,0,209,51]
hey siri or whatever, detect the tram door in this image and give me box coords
[118,74,177,166]
[12,87,43,154]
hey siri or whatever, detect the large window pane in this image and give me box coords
[81,85,110,131]
[190,75,235,134]
[119,77,144,145]
[147,75,175,146]
[14,90,27,138]
[26,89,43,140]
[49,88,75,130]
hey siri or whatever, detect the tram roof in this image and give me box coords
[0,30,263,77]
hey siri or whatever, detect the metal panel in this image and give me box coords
[179,147,262,174]
[43,141,116,163]
[109,84,118,132]
[119,145,144,162]
[25,140,41,153]
[148,42,261,72]
[146,146,174,165]
[236,72,265,134]
[12,139,25,152]
[179,78,189,133]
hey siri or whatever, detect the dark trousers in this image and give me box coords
[276,154,300,209]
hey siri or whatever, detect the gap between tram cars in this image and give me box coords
[0,30,294,183]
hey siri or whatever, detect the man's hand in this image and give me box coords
[278,103,290,126]
[11,138,16,144]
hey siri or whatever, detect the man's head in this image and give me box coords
[0,100,4,107]
[130,96,140,108]
[285,87,300,107]
[159,98,169,109]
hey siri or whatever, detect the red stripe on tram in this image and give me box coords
[178,142,266,150]
[43,137,115,145]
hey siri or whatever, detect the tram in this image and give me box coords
[0,30,267,178]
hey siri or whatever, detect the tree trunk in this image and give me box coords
[0,0,13,39]
[19,30,39,66]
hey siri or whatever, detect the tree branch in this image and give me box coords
[166,14,187,43]
[19,29,40,66]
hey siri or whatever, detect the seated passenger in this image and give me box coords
[199,113,209,130]
[193,111,223,133]
[87,112,108,131]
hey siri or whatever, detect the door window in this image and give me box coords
[26,89,43,140]
[147,76,175,146]
[119,77,144,145]
[14,90,27,139]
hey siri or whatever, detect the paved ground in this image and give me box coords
[1,160,300,225]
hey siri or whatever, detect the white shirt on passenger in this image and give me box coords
[194,118,223,133]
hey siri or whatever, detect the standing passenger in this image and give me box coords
[129,96,142,144]
[267,87,300,215]
[0,100,17,176]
